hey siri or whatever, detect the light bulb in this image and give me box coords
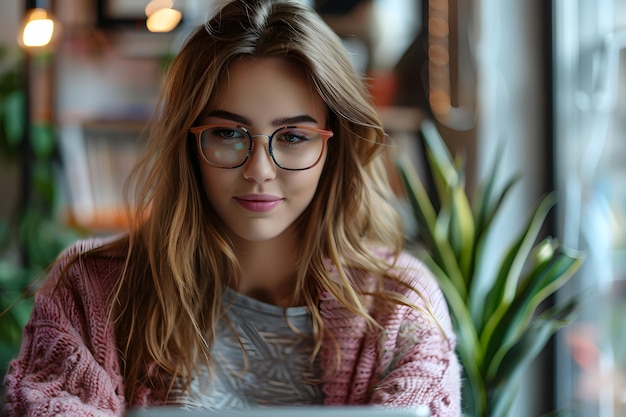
[21,9,55,48]
[146,8,182,33]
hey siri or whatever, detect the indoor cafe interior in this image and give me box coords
[0,1,625,416]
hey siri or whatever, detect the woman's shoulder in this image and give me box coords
[374,248,451,324]
[388,249,428,271]
[58,233,128,259]
[40,234,128,296]
[372,248,436,289]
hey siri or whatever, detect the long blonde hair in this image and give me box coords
[98,0,412,403]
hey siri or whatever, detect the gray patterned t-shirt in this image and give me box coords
[178,288,324,410]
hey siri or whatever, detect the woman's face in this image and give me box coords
[196,57,329,243]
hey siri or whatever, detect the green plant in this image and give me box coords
[0,46,24,156]
[397,120,584,417]
[0,45,82,380]
[0,44,28,379]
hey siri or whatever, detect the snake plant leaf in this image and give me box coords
[516,244,584,304]
[398,154,441,261]
[420,254,479,355]
[486,296,580,417]
[504,248,583,344]
[421,122,467,233]
[499,194,557,303]
[397,154,438,241]
[449,183,476,281]
[426,149,453,212]
[432,202,465,295]
[474,172,523,238]
[468,171,522,328]
[487,378,523,417]
[420,119,458,189]
[472,141,503,229]
[481,250,552,362]
[472,140,511,232]
[493,295,580,383]
[434,204,452,257]
[481,193,558,336]
[421,253,485,415]
[485,249,584,376]
[398,155,467,297]
[462,364,487,417]
[467,231,491,329]
[397,119,584,417]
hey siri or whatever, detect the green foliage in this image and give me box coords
[0,45,82,380]
[0,46,25,158]
[0,209,80,375]
[0,252,35,377]
[398,120,584,417]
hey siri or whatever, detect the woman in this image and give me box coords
[3,1,460,415]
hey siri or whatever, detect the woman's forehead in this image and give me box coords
[207,57,327,127]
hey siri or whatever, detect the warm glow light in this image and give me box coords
[146,8,182,33]
[145,0,174,17]
[21,9,54,48]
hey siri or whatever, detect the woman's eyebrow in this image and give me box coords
[272,115,319,126]
[205,110,319,127]
[205,110,250,125]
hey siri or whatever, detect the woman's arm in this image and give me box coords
[3,241,126,416]
[369,254,461,416]
[368,309,461,416]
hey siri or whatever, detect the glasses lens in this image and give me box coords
[271,127,325,170]
[199,126,249,167]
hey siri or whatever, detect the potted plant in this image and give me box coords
[397,119,584,417]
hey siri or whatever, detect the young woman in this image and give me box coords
[3,1,461,415]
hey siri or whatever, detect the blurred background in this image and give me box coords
[0,0,625,416]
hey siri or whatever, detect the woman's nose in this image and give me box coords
[241,137,277,182]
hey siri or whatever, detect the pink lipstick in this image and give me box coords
[234,194,283,212]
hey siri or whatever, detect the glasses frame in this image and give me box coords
[190,124,334,171]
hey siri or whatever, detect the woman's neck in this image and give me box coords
[230,227,302,307]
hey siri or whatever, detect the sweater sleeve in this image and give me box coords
[2,240,126,417]
[368,254,461,417]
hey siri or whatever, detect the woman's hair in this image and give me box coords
[97,0,411,403]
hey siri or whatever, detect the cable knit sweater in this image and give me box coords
[3,238,461,416]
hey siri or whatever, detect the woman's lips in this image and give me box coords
[234,194,283,212]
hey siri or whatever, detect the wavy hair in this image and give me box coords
[96,0,415,403]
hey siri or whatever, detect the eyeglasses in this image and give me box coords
[190,124,334,171]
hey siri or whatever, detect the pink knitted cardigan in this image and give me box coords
[3,238,461,416]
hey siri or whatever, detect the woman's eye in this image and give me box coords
[217,129,241,139]
[284,134,304,143]
[278,130,310,144]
